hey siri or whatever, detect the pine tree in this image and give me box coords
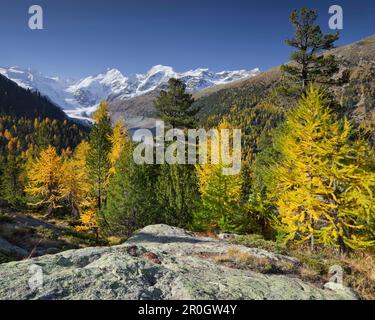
[105,145,134,236]
[87,101,113,222]
[195,121,243,232]
[270,86,375,252]
[281,7,341,94]
[155,78,199,129]
[25,146,63,214]
[105,145,160,236]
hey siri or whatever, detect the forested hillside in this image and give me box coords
[194,35,375,145]
[0,74,68,120]
[0,7,374,300]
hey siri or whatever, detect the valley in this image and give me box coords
[0,65,260,128]
[0,5,374,302]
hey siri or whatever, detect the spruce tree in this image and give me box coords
[1,150,25,207]
[154,78,202,229]
[87,102,113,218]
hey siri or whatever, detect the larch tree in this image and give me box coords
[109,118,128,176]
[25,146,63,214]
[271,86,375,252]
[195,120,243,232]
[75,196,99,240]
[60,141,91,218]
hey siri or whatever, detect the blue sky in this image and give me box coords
[0,0,374,78]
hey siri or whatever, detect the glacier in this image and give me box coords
[0,65,260,122]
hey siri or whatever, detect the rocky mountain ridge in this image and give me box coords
[0,65,260,123]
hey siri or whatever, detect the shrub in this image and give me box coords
[34,226,58,240]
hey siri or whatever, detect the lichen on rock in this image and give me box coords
[0,224,357,300]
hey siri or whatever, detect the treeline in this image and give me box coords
[0,83,374,254]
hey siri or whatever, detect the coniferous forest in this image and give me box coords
[0,6,374,300]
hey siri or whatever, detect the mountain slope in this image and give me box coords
[194,34,375,130]
[0,65,260,123]
[0,74,67,120]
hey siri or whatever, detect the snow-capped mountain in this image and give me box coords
[0,66,75,109]
[0,65,260,121]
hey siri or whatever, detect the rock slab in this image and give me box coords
[0,224,357,300]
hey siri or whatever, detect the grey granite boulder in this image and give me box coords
[0,224,357,300]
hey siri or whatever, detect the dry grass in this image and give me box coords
[342,253,375,300]
[207,247,328,288]
[212,247,297,275]
[192,231,219,240]
[106,236,126,246]
[225,234,375,299]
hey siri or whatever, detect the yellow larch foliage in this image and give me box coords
[75,196,98,238]
[25,146,63,214]
[271,86,375,251]
[93,101,111,123]
[108,119,128,176]
[60,141,91,217]
[195,120,243,232]
[4,129,12,141]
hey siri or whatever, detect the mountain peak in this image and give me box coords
[147,65,174,73]
[0,64,260,121]
[104,68,123,77]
